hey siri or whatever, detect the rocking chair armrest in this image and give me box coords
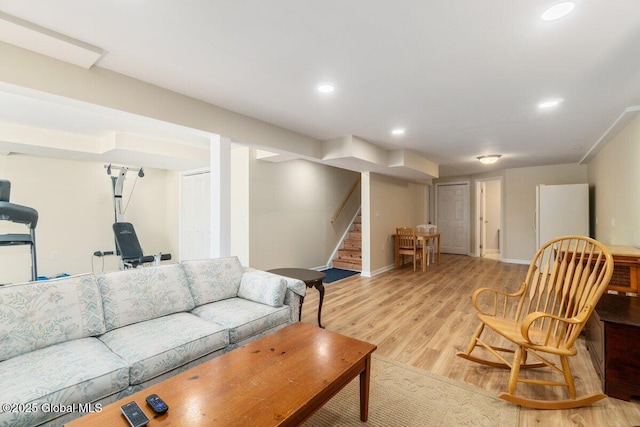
[520,311,582,345]
[471,282,526,316]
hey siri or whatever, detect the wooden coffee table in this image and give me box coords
[66,322,376,426]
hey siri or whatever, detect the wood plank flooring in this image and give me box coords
[300,254,640,426]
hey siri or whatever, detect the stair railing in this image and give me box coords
[331,177,361,223]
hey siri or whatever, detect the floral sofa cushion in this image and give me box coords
[0,274,106,362]
[0,337,129,427]
[96,264,195,331]
[238,270,287,307]
[181,256,245,305]
[98,312,228,385]
[191,298,290,344]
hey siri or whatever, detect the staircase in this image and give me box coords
[332,215,362,271]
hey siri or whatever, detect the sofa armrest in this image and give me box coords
[244,267,306,323]
[283,287,304,323]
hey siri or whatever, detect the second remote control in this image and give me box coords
[146,394,169,414]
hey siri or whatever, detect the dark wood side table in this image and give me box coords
[268,268,327,328]
[586,293,640,401]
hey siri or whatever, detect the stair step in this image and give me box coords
[338,248,362,260]
[334,212,362,272]
[344,239,362,249]
[348,231,361,240]
[332,259,362,270]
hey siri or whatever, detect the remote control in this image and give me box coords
[146,393,169,414]
[120,401,149,427]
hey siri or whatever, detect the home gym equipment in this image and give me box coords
[106,164,145,223]
[94,165,171,269]
[113,222,170,268]
[0,180,39,281]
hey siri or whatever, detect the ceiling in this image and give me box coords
[0,1,639,177]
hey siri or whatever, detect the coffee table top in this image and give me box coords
[67,322,376,427]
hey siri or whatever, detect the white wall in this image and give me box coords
[247,151,360,270]
[0,154,178,283]
[588,114,640,246]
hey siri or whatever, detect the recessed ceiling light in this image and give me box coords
[541,2,576,21]
[538,98,564,109]
[316,83,335,94]
[391,128,406,136]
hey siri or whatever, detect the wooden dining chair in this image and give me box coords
[395,227,422,271]
[424,225,438,266]
[415,224,427,259]
[457,235,614,409]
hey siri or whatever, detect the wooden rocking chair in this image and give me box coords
[457,235,614,409]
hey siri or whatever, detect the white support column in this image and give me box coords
[361,172,371,277]
[210,134,231,258]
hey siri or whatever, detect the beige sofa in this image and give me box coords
[0,256,306,427]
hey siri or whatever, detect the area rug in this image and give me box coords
[321,268,360,283]
[303,354,519,427]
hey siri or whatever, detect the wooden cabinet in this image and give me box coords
[605,245,640,294]
[586,293,640,401]
[585,308,605,384]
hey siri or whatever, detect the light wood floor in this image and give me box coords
[300,254,640,427]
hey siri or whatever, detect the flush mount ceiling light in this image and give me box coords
[538,98,564,109]
[316,83,335,94]
[477,155,502,165]
[391,128,406,136]
[541,2,576,21]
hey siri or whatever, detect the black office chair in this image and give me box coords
[0,180,39,281]
[113,222,171,268]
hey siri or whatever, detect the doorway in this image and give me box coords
[475,178,502,259]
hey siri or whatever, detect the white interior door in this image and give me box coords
[180,170,211,261]
[436,183,470,255]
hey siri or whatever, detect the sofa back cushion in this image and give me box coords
[0,274,106,361]
[181,257,245,306]
[238,270,287,307]
[97,264,195,331]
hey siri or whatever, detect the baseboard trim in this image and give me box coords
[364,264,395,277]
[500,258,530,265]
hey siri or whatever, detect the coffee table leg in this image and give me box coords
[359,354,372,421]
[314,281,325,329]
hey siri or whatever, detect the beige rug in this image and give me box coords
[303,354,519,427]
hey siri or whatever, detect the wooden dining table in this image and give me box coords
[392,232,441,272]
